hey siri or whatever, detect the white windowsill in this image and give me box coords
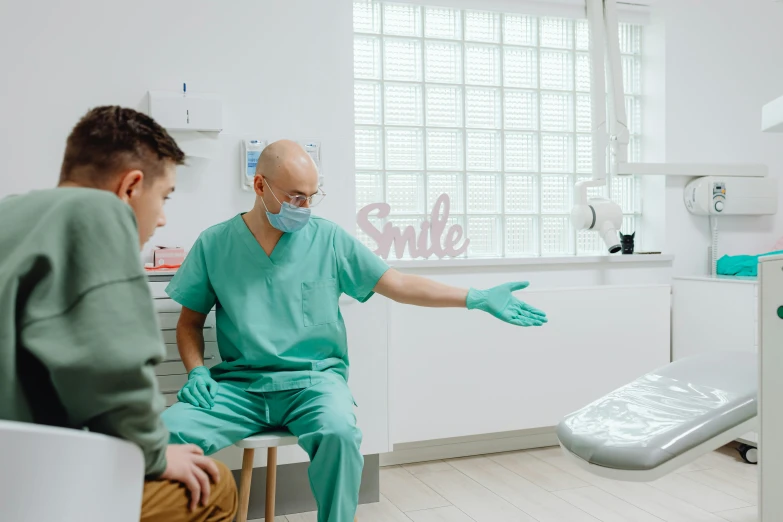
[388,254,674,269]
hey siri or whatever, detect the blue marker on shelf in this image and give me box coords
[183,83,187,97]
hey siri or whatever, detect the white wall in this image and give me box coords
[0,0,356,259]
[656,0,783,276]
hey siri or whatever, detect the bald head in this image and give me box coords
[256,139,317,183]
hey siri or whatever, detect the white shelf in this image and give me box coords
[618,163,768,177]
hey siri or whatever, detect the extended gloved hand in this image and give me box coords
[178,366,219,409]
[466,282,547,327]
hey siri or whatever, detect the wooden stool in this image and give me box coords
[234,431,358,522]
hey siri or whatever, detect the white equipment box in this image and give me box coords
[684,176,777,216]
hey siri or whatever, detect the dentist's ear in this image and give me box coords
[253,175,265,197]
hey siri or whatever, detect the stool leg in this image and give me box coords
[266,447,278,521]
[237,448,255,522]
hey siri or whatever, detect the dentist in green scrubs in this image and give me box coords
[162,139,547,522]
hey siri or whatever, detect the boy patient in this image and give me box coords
[0,106,238,522]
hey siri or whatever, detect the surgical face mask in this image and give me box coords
[261,178,311,233]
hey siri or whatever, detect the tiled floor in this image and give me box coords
[252,444,758,522]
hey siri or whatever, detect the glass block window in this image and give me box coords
[354,2,643,257]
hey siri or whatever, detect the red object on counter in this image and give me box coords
[144,264,181,271]
[153,247,185,267]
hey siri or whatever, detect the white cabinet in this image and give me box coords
[672,275,758,444]
[340,296,391,456]
[758,255,783,519]
[389,285,671,445]
[672,276,758,360]
[150,288,218,406]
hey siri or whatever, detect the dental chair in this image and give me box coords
[0,420,144,521]
[557,351,757,481]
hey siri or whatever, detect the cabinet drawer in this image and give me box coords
[154,298,217,314]
[156,355,219,376]
[163,392,178,407]
[158,311,216,330]
[161,328,216,344]
[156,361,187,377]
[158,374,188,394]
[164,341,219,361]
[149,282,169,299]
[153,298,182,313]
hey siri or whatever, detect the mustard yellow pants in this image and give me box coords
[141,459,238,522]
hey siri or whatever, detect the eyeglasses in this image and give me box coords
[264,178,326,208]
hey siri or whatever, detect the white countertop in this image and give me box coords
[673,275,758,284]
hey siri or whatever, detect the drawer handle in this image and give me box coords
[162,355,216,363]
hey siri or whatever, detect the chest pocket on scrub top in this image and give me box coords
[302,278,339,327]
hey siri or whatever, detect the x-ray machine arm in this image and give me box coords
[571,0,628,253]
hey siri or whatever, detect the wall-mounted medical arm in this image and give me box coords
[571,194,623,253]
[571,0,625,254]
[602,0,629,175]
[586,0,607,186]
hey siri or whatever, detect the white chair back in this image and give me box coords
[0,420,145,522]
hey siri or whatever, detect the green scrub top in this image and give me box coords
[166,214,390,393]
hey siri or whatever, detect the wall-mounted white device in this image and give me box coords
[298,139,323,185]
[148,87,222,132]
[240,139,267,191]
[684,176,778,216]
[762,93,783,133]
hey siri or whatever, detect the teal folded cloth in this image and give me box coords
[717,250,783,277]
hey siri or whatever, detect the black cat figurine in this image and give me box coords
[618,231,635,255]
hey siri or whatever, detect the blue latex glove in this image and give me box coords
[178,366,219,409]
[467,282,547,327]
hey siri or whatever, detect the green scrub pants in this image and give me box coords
[162,375,362,522]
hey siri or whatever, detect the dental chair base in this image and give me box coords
[738,443,758,464]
